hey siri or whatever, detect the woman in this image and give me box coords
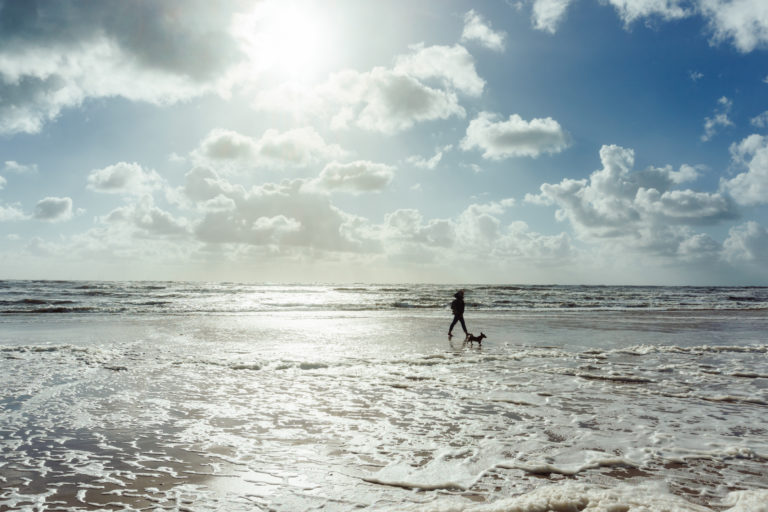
[448,290,468,337]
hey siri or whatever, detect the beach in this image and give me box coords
[1,282,768,511]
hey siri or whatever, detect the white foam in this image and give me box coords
[723,490,768,512]
[383,481,716,511]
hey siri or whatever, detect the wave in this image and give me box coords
[2,281,768,315]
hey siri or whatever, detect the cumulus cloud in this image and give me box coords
[0,0,243,135]
[352,69,465,134]
[381,199,574,264]
[309,160,395,194]
[394,44,486,97]
[100,196,189,238]
[700,0,768,52]
[723,221,768,262]
[526,144,737,256]
[526,0,768,53]
[183,168,375,252]
[721,134,768,205]
[406,146,451,170]
[0,175,5,190]
[461,10,507,51]
[461,112,570,159]
[0,202,25,221]
[606,0,690,26]
[751,111,768,128]
[3,160,37,174]
[87,162,164,196]
[702,96,734,142]
[34,196,73,222]
[193,127,347,169]
[254,44,483,134]
[532,0,575,33]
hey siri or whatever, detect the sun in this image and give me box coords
[234,0,334,81]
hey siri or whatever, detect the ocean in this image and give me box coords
[1,281,767,511]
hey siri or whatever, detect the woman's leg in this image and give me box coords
[459,316,468,334]
[449,315,459,334]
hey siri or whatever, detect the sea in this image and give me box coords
[1,281,767,511]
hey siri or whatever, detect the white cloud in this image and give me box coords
[0,203,25,221]
[701,96,734,141]
[0,175,5,190]
[184,169,375,252]
[406,146,451,170]
[532,0,575,33]
[34,196,73,222]
[751,110,768,128]
[256,127,348,166]
[193,127,347,170]
[723,221,768,262]
[461,112,570,159]
[3,160,37,174]
[721,134,768,205]
[197,129,256,162]
[354,69,465,134]
[0,1,243,135]
[700,0,768,52]
[101,196,189,238]
[669,164,701,184]
[309,160,395,194]
[381,199,574,264]
[395,44,486,96]
[87,162,164,196]
[461,10,507,51]
[254,44,482,134]
[606,0,690,26]
[527,144,737,257]
[525,0,768,54]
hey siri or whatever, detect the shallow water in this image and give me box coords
[1,284,768,511]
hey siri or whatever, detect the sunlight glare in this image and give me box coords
[234,1,334,81]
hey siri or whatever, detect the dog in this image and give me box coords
[465,332,486,344]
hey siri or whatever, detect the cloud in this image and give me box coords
[461,10,507,51]
[405,146,451,170]
[353,69,466,134]
[0,202,25,221]
[394,44,486,97]
[751,111,768,128]
[723,221,768,262]
[0,176,5,190]
[701,96,733,141]
[532,0,575,33]
[381,199,574,264]
[87,162,164,196]
[100,196,189,238]
[461,112,570,159]
[254,44,483,134]
[721,134,768,205]
[526,0,768,53]
[527,144,737,256]
[193,127,347,169]
[3,160,37,173]
[700,0,768,52]
[606,0,690,26]
[183,168,375,252]
[34,196,73,222]
[0,0,243,135]
[309,160,395,194]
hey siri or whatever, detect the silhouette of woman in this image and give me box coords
[448,290,468,337]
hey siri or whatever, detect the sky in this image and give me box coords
[1,0,768,285]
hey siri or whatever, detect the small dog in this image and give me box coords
[465,332,486,344]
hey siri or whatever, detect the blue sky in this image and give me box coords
[1,0,768,284]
